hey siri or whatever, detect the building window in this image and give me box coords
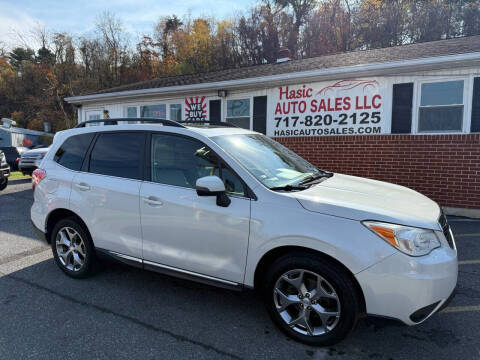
[170,104,182,121]
[418,80,464,132]
[226,98,250,129]
[87,113,101,126]
[141,104,166,118]
[126,106,138,124]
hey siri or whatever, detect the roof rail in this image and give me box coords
[74,118,186,128]
[178,121,239,128]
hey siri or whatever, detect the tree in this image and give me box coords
[407,0,457,42]
[155,15,183,59]
[274,0,317,56]
[462,0,480,36]
[36,46,55,65]
[303,0,356,57]
[8,47,35,71]
[96,11,129,85]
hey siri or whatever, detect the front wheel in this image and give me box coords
[0,178,7,191]
[263,253,361,346]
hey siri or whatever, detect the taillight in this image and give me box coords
[32,168,46,191]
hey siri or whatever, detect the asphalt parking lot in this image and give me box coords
[1,180,479,359]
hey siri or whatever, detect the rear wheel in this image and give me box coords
[263,252,361,346]
[50,217,97,278]
[0,178,7,191]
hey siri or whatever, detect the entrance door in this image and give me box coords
[140,132,251,283]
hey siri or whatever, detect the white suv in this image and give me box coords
[31,119,457,345]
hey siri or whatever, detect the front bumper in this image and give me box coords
[355,231,458,325]
[0,165,10,179]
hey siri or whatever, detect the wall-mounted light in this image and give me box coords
[218,90,228,97]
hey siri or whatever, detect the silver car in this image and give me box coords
[19,147,49,175]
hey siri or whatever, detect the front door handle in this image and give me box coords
[143,196,163,207]
[75,182,91,191]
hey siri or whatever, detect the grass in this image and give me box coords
[9,171,30,180]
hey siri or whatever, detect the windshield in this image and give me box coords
[211,134,320,189]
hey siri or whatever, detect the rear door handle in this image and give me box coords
[75,182,91,191]
[143,196,163,207]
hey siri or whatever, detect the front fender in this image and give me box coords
[244,199,396,287]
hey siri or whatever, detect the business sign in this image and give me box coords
[185,96,207,121]
[267,79,388,137]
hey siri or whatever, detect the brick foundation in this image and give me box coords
[276,134,480,209]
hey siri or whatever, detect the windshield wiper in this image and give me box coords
[298,171,333,186]
[269,184,309,192]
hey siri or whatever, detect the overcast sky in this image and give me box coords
[0,0,255,50]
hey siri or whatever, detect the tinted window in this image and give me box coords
[151,134,245,196]
[89,132,144,180]
[54,133,94,171]
[221,165,245,196]
[151,134,219,188]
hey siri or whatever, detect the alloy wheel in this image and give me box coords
[55,227,86,272]
[273,269,341,336]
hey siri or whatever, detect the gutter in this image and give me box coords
[65,52,480,104]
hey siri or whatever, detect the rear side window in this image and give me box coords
[54,133,94,171]
[89,132,145,180]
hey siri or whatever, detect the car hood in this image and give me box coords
[291,173,441,230]
[24,148,49,155]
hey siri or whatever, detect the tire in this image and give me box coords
[50,217,98,279]
[263,252,361,346]
[0,178,7,191]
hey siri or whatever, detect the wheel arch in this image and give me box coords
[253,246,366,315]
[45,208,91,244]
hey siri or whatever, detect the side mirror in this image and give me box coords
[196,176,231,207]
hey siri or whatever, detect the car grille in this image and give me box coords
[22,154,42,160]
[439,212,454,249]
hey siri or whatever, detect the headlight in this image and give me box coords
[363,221,441,257]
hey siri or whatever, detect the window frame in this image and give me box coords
[413,77,471,134]
[225,97,253,130]
[83,130,147,181]
[145,131,255,199]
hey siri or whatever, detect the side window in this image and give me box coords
[89,132,145,180]
[151,134,219,188]
[54,133,94,171]
[221,165,245,196]
[151,134,246,196]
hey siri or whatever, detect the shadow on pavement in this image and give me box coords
[1,253,477,360]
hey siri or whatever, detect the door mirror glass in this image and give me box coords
[196,176,230,207]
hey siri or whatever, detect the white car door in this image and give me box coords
[140,133,251,284]
[41,133,96,212]
[69,131,145,259]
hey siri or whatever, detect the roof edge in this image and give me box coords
[65,52,480,104]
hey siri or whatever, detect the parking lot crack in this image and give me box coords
[0,270,243,360]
